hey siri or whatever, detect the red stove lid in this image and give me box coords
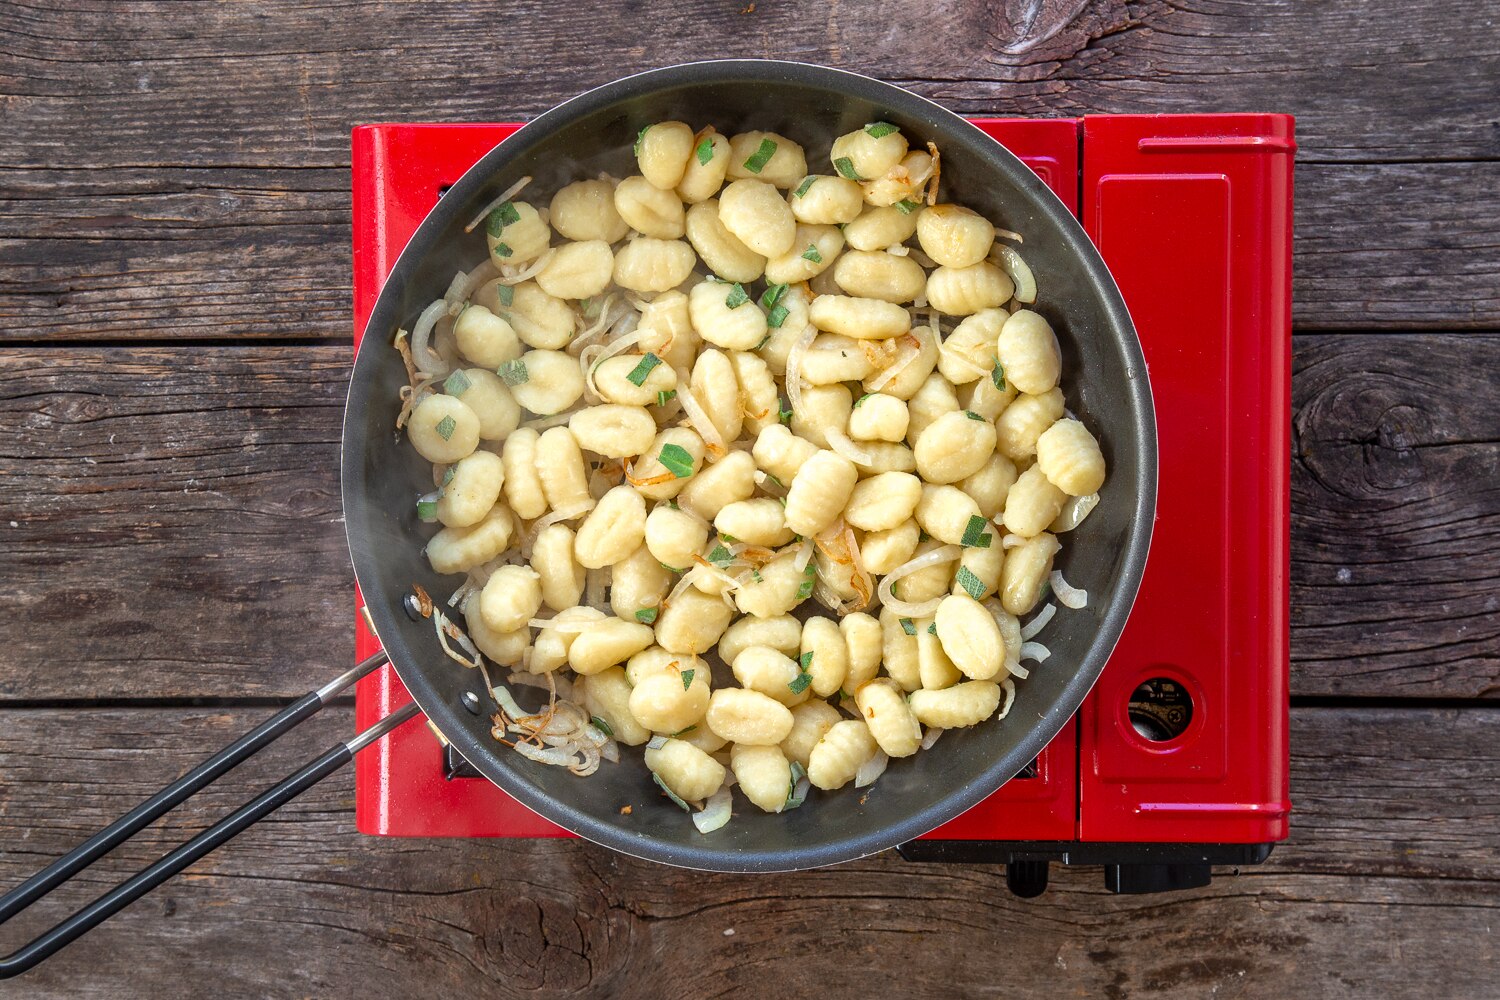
[349,114,1292,847]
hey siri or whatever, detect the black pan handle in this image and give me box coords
[0,651,421,979]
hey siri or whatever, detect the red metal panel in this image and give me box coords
[1078,114,1293,843]
[352,123,571,836]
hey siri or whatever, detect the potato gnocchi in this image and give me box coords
[391,119,1105,833]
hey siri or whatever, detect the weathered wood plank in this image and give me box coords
[1292,335,1500,698]
[0,336,1494,700]
[0,706,1494,998]
[0,158,1495,344]
[0,1,1494,167]
[0,345,349,699]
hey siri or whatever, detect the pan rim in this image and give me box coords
[343,58,1156,873]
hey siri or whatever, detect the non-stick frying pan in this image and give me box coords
[0,61,1154,977]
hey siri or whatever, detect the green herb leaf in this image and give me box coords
[416,498,438,522]
[626,352,663,386]
[927,622,938,635]
[918,529,932,543]
[672,724,697,737]
[991,362,1006,392]
[485,201,519,236]
[724,283,750,308]
[900,617,917,636]
[766,304,789,328]
[796,564,816,600]
[497,283,515,308]
[965,410,986,421]
[633,124,651,158]
[895,198,921,215]
[785,761,808,810]
[960,515,993,549]
[793,176,818,198]
[657,443,695,479]
[707,543,732,566]
[578,294,599,318]
[799,651,814,670]
[864,121,900,139]
[659,561,685,574]
[695,136,715,165]
[955,565,987,600]
[680,668,695,691]
[496,359,528,385]
[720,533,737,544]
[800,243,823,264]
[653,772,691,812]
[759,283,789,310]
[434,415,456,441]
[853,393,873,408]
[833,156,862,181]
[590,715,614,738]
[491,241,513,258]
[656,389,676,406]
[751,568,764,583]
[444,369,472,396]
[743,137,778,174]
[441,466,456,487]
[635,607,659,625]
[753,333,771,350]
[779,401,793,424]
[788,671,813,695]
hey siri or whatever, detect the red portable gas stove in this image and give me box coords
[350,114,1293,896]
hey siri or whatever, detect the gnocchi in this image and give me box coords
[393,118,1106,830]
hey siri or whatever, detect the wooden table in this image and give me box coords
[1,2,1496,996]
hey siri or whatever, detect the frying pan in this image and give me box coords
[0,61,1154,977]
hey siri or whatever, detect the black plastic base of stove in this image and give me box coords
[895,840,1276,897]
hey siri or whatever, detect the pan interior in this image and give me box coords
[343,61,1154,872]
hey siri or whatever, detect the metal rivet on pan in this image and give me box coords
[461,690,482,714]
[402,593,423,621]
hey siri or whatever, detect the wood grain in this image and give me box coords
[0,705,1494,999]
[1,336,1493,700]
[3,163,1497,343]
[0,0,1494,166]
[1292,335,1500,698]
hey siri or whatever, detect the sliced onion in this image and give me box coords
[492,684,527,720]
[885,243,909,257]
[445,259,500,313]
[1002,533,1027,549]
[524,499,595,557]
[783,323,818,419]
[1020,602,1056,641]
[692,786,734,834]
[753,469,787,497]
[908,248,937,269]
[1050,493,1100,533]
[876,543,961,618]
[496,247,556,285]
[646,734,669,751]
[507,669,556,690]
[410,300,452,378]
[937,337,992,380]
[996,679,1017,720]
[920,727,944,750]
[676,382,726,458]
[583,328,646,400]
[867,327,924,391]
[993,244,1036,304]
[463,175,533,233]
[1049,570,1088,609]
[1020,641,1051,663]
[1007,660,1030,680]
[567,293,621,356]
[570,742,602,777]
[599,740,620,764]
[994,228,1024,244]
[513,743,581,768]
[854,751,889,788]
[793,536,816,573]
[825,427,881,467]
